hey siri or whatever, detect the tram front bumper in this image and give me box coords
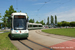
[11,33,28,39]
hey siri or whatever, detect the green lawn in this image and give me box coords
[42,28,75,37]
[0,32,18,50]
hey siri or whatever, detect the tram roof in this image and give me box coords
[12,12,27,15]
[28,23,42,25]
[11,12,27,18]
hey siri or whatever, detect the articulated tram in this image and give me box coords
[10,12,43,39]
[28,23,43,30]
[10,12,29,39]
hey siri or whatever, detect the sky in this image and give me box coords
[0,0,75,23]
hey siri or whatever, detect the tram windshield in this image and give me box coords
[14,15,26,30]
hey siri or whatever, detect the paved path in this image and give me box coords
[0,32,4,33]
[28,30,75,50]
[0,29,10,34]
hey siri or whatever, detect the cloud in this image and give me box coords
[33,3,45,5]
[46,8,75,22]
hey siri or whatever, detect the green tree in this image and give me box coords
[0,13,3,28]
[0,13,8,29]
[26,13,29,18]
[40,20,45,25]
[70,21,75,27]
[4,5,16,27]
[29,19,34,23]
[57,21,70,27]
[51,15,54,25]
[57,22,62,27]
[5,5,16,18]
[36,21,39,23]
[33,19,34,23]
[0,23,3,29]
[1,16,7,29]
[47,16,49,25]
[55,15,57,25]
[61,21,69,26]
[66,22,70,26]
[0,13,1,17]
[19,10,21,12]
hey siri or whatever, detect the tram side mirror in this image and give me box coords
[26,18,29,22]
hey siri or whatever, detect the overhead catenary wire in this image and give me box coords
[37,0,51,11]
[36,0,72,23]
[36,0,51,16]
[36,0,72,16]
[49,0,72,11]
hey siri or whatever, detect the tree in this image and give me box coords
[0,13,1,17]
[26,13,29,18]
[61,21,70,26]
[55,15,57,25]
[4,5,16,27]
[29,19,34,23]
[66,22,70,26]
[0,13,4,28]
[47,16,49,25]
[40,20,45,25]
[0,23,3,29]
[51,15,54,25]
[0,13,8,29]
[5,5,16,18]
[19,10,21,12]
[57,22,62,27]
[33,19,34,23]
[1,16,7,29]
[70,21,75,27]
[36,21,39,23]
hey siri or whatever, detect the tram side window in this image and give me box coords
[29,25,32,27]
[39,25,42,27]
[28,25,30,27]
[33,25,37,27]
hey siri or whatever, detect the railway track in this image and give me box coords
[18,39,53,50]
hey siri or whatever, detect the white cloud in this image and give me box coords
[46,8,75,22]
[33,3,45,5]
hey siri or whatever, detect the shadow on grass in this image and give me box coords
[8,33,27,40]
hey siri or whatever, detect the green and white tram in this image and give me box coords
[28,23,43,30]
[10,12,29,39]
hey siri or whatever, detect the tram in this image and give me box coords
[10,12,29,39]
[28,23,43,30]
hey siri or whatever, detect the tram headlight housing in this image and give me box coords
[24,31,28,33]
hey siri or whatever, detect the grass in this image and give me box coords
[42,28,75,37]
[0,32,18,50]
